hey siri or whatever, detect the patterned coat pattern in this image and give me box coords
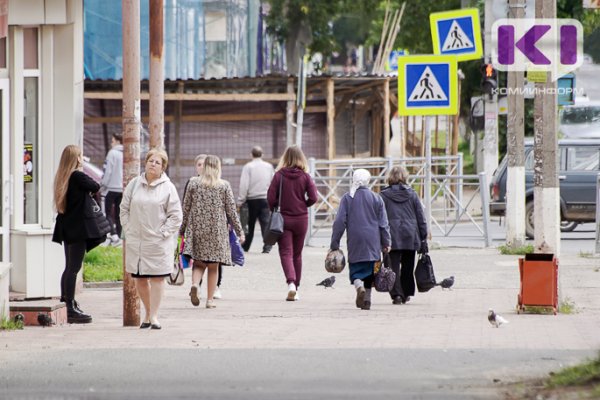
[180,177,244,266]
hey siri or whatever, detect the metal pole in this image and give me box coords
[595,173,600,255]
[286,78,294,147]
[149,0,164,149]
[307,157,316,246]
[479,172,492,247]
[424,116,432,237]
[295,55,307,146]
[483,0,499,184]
[506,0,526,248]
[122,0,141,327]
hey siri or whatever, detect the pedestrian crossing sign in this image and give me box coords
[430,8,482,62]
[398,55,458,116]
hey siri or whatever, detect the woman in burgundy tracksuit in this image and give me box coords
[267,145,318,301]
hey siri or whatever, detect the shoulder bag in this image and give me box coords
[263,176,284,246]
[168,238,185,286]
[84,193,111,238]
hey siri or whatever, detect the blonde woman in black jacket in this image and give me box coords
[52,145,110,323]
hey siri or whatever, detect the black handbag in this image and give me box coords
[415,253,436,292]
[374,253,396,292]
[84,193,111,238]
[263,177,284,246]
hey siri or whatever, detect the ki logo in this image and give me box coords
[491,19,583,80]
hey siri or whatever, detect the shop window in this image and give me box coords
[24,77,38,224]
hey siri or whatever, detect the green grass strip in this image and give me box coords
[83,246,123,282]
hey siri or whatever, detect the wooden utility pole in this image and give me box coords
[149,0,165,149]
[122,0,141,326]
[505,0,526,248]
[533,0,560,255]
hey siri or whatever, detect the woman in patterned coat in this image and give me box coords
[180,155,245,309]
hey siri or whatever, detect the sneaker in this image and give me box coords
[294,292,300,301]
[355,287,366,308]
[99,236,111,247]
[110,237,122,247]
[189,286,200,306]
[392,296,404,305]
[213,288,222,299]
[206,300,216,309]
[361,301,371,310]
[286,283,296,301]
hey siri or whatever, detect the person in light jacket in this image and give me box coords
[120,148,182,329]
[267,145,318,301]
[330,169,391,310]
[101,132,124,246]
[180,155,245,309]
[380,166,428,305]
[238,146,274,254]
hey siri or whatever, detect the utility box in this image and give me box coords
[517,253,558,314]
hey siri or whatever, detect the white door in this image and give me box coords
[0,80,10,263]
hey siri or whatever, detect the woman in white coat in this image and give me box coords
[120,148,182,329]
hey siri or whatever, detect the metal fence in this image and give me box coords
[307,155,492,247]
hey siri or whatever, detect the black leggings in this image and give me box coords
[105,191,123,236]
[363,274,374,290]
[61,241,87,301]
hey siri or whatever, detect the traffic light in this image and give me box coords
[481,63,497,99]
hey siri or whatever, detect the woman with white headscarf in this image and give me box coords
[330,169,391,310]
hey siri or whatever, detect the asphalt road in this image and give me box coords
[0,348,594,400]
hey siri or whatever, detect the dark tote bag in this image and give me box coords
[415,253,436,293]
[263,177,284,246]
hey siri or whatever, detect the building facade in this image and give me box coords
[84,0,277,80]
[0,0,84,314]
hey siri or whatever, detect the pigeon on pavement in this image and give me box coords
[316,276,336,288]
[437,276,455,290]
[37,313,54,327]
[488,309,508,328]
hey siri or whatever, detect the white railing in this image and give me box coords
[307,155,491,247]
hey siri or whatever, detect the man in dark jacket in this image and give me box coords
[381,166,428,304]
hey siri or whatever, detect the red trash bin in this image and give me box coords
[517,253,558,314]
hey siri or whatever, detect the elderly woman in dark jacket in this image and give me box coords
[381,166,428,304]
[330,169,391,310]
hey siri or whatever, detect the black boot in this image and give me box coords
[66,300,92,324]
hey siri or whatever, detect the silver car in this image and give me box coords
[489,138,600,238]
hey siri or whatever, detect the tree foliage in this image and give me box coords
[265,0,381,72]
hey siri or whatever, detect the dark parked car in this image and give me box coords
[490,138,600,238]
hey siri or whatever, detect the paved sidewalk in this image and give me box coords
[1,242,599,398]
